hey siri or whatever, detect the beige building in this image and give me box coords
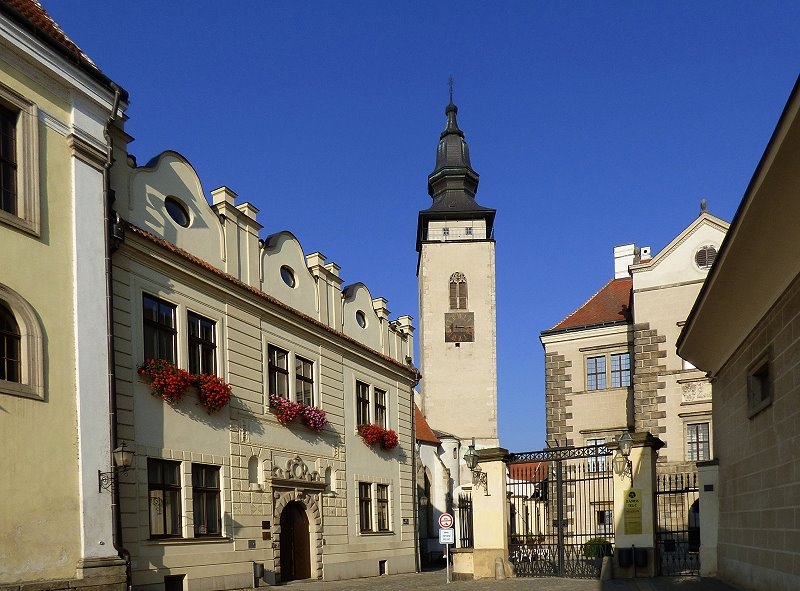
[541,210,728,472]
[108,143,419,589]
[678,77,800,591]
[0,2,129,589]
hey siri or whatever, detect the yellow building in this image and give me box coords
[0,1,129,589]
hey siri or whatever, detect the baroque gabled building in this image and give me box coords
[541,209,728,472]
[0,1,129,589]
[107,145,419,587]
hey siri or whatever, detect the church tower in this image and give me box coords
[417,95,498,448]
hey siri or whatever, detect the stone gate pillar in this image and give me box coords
[697,459,719,577]
[468,448,511,579]
[611,432,664,578]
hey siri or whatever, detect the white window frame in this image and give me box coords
[266,340,319,407]
[356,478,393,535]
[354,379,390,429]
[0,83,40,236]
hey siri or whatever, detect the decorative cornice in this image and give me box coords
[68,130,106,169]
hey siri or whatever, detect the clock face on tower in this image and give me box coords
[445,312,474,342]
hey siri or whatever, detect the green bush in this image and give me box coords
[583,537,612,558]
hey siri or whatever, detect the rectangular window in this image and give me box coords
[586,437,606,472]
[374,388,387,429]
[610,353,631,388]
[148,459,182,538]
[0,86,39,235]
[686,422,710,462]
[192,464,221,537]
[268,345,289,398]
[359,482,373,532]
[748,353,772,416]
[295,356,314,406]
[143,294,177,363]
[376,484,390,532]
[0,104,17,216]
[597,508,613,535]
[586,356,606,391]
[356,381,370,425]
[449,280,468,310]
[187,312,216,374]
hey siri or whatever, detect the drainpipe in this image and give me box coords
[103,83,132,591]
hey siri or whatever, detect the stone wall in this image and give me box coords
[544,351,573,446]
[712,272,800,591]
[632,323,667,448]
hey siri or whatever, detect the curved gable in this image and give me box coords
[128,151,224,268]
[261,231,317,317]
[341,283,382,351]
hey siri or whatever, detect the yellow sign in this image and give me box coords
[623,489,642,535]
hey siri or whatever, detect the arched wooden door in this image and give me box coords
[280,501,311,581]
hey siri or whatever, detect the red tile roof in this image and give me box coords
[545,278,632,333]
[508,461,547,483]
[415,405,440,445]
[1,1,126,97]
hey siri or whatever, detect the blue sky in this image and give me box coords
[47,2,799,452]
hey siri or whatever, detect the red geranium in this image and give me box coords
[196,373,232,414]
[138,359,233,414]
[138,359,193,404]
[358,424,398,450]
[269,393,303,424]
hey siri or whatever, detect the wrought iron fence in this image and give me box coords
[507,445,614,579]
[655,472,700,575]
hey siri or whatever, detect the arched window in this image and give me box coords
[449,272,468,310]
[0,302,20,382]
[0,284,43,400]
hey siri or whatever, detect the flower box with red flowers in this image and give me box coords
[138,359,233,414]
[269,394,328,432]
[358,423,399,451]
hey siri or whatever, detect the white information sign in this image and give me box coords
[439,528,456,544]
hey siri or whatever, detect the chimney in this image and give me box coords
[614,244,636,279]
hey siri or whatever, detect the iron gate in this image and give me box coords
[507,445,615,578]
[655,472,700,575]
[457,492,474,548]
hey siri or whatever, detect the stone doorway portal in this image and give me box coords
[279,500,311,581]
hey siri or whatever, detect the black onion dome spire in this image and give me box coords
[428,96,478,199]
[416,85,496,254]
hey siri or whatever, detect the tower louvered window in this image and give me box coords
[449,272,468,309]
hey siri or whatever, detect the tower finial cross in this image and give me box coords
[448,75,454,103]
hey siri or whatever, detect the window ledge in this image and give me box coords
[145,536,231,546]
[0,379,43,401]
[359,531,394,537]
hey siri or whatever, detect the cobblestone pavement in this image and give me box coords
[258,569,742,591]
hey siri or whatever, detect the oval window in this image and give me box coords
[355,310,367,328]
[280,265,296,288]
[164,197,190,227]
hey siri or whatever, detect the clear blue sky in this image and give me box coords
[46,1,799,452]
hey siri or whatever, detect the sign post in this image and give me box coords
[438,512,455,583]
